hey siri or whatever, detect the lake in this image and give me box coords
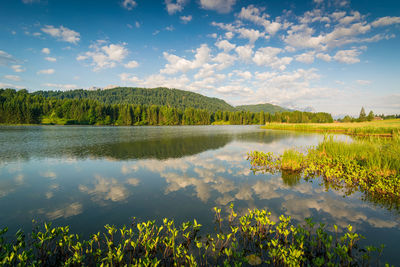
[0,125,399,264]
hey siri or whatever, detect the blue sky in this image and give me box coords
[0,0,399,115]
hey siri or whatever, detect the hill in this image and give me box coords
[235,103,289,114]
[33,87,235,113]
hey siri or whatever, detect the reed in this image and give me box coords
[261,119,400,136]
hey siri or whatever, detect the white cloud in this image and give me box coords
[120,73,140,83]
[237,5,282,35]
[165,0,187,15]
[11,65,25,73]
[124,60,139,68]
[235,45,253,62]
[41,25,80,44]
[165,25,174,31]
[215,39,236,52]
[253,47,292,70]
[45,57,57,62]
[43,83,77,90]
[295,51,315,64]
[225,32,234,39]
[211,22,265,43]
[0,82,25,89]
[161,44,210,74]
[333,49,361,64]
[77,41,129,71]
[199,0,236,13]
[356,80,371,85]
[121,0,137,10]
[371,16,400,27]
[4,75,21,82]
[37,69,55,75]
[213,52,236,70]
[41,48,50,54]
[316,53,332,62]
[180,15,192,23]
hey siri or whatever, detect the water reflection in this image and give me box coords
[0,126,399,264]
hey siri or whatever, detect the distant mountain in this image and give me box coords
[33,87,235,113]
[235,103,290,114]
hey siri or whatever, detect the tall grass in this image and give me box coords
[248,136,400,201]
[318,136,400,173]
[261,119,400,136]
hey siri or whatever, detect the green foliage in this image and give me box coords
[0,89,334,126]
[235,103,289,114]
[0,206,386,266]
[359,107,367,122]
[33,87,235,112]
[248,136,400,206]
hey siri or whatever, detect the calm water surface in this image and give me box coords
[0,126,399,264]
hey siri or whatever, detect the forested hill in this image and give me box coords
[33,87,235,113]
[236,103,290,114]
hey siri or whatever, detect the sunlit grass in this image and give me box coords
[261,119,400,136]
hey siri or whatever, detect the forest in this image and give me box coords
[0,89,334,125]
[33,87,235,112]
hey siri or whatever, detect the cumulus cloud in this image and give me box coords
[37,68,55,74]
[295,51,315,64]
[333,49,361,64]
[180,15,192,23]
[235,45,253,62]
[199,0,236,14]
[253,47,292,70]
[41,25,80,44]
[165,0,187,14]
[237,5,282,35]
[77,41,129,71]
[316,53,332,62]
[121,0,137,10]
[161,44,210,74]
[41,48,50,54]
[124,60,139,68]
[215,39,236,52]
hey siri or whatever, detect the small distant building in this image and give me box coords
[374,116,383,121]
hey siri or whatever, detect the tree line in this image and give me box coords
[0,89,333,125]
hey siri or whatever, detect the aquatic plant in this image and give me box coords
[248,136,400,207]
[0,205,387,266]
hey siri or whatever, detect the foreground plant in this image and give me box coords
[0,205,388,266]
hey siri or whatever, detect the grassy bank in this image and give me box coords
[261,119,400,136]
[0,206,386,266]
[248,136,400,203]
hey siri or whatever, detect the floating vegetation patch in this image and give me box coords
[248,136,400,210]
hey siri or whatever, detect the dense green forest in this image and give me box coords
[0,89,334,125]
[236,103,289,114]
[33,87,235,113]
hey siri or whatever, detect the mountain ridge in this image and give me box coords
[33,87,289,113]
